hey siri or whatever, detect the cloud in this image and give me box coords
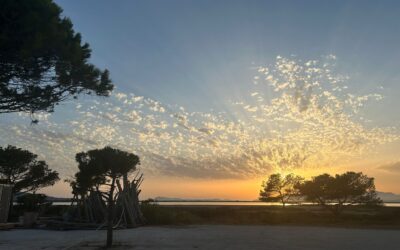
[378,162,400,174]
[1,55,398,180]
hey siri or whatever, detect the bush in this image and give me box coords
[17,193,51,212]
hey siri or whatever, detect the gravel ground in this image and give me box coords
[1,225,399,250]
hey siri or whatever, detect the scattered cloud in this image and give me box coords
[378,162,400,174]
[0,56,398,179]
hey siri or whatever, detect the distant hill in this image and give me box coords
[377,192,400,202]
[13,193,72,202]
[46,196,72,202]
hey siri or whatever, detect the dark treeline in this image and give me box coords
[259,172,382,215]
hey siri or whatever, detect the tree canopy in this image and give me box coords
[259,173,303,207]
[72,147,140,193]
[72,146,140,247]
[0,0,113,114]
[298,172,382,215]
[0,145,59,193]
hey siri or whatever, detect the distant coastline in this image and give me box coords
[39,191,400,204]
[152,191,400,203]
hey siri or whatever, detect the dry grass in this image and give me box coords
[141,204,400,229]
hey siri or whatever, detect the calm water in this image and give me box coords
[50,201,400,207]
[154,201,400,207]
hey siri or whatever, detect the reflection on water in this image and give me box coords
[154,201,400,207]
[49,201,400,207]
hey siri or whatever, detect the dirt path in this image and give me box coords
[1,225,399,249]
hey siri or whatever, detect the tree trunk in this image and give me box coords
[7,192,14,222]
[106,178,116,248]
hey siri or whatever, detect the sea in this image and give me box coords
[51,201,400,207]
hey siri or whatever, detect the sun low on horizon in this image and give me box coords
[1,0,400,200]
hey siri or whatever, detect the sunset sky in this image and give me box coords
[1,0,400,199]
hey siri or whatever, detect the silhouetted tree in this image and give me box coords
[17,193,49,212]
[298,172,382,215]
[75,147,140,247]
[259,173,303,207]
[0,0,113,115]
[0,145,59,194]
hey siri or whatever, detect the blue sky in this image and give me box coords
[55,0,400,117]
[2,0,400,198]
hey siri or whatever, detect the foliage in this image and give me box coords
[0,0,113,115]
[71,147,140,196]
[298,171,382,215]
[72,146,140,247]
[140,202,181,225]
[259,173,303,207]
[16,193,50,212]
[0,145,59,193]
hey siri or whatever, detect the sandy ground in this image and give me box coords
[1,225,399,250]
